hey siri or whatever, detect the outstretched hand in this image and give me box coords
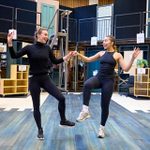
[71,51,78,56]
[132,47,140,59]
[7,32,13,46]
[63,51,75,62]
[63,51,81,62]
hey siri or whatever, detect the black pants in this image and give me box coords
[83,76,114,126]
[29,74,66,130]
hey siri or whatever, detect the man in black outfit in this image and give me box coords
[7,27,75,140]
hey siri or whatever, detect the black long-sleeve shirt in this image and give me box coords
[9,42,64,75]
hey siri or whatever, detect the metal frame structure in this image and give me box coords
[0,4,14,33]
[47,9,72,91]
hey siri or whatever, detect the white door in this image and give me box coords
[97,4,113,40]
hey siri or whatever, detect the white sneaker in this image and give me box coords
[76,110,91,122]
[98,125,105,138]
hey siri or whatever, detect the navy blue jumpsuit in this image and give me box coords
[83,51,116,126]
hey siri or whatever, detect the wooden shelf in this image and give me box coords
[134,68,150,97]
[0,64,29,96]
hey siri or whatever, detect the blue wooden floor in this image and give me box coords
[0,93,150,150]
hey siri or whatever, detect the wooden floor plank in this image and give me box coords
[0,93,150,150]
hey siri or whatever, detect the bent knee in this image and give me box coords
[58,95,65,102]
[83,82,92,89]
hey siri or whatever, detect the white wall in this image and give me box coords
[89,0,98,5]
[146,0,150,37]
[124,51,143,75]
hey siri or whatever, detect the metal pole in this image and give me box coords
[74,43,78,91]
[64,12,69,91]
[59,14,64,88]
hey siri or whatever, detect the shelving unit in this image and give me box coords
[0,79,16,95]
[0,64,29,96]
[134,68,150,97]
[0,52,7,78]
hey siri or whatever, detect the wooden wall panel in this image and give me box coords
[73,0,80,8]
[56,0,114,8]
[98,0,114,5]
[56,0,89,8]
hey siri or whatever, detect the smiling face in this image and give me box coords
[102,36,115,51]
[36,29,48,44]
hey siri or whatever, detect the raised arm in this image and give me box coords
[7,32,27,58]
[49,50,74,64]
[118,47,140,72]
[76,51,102,62]
[7,32,13,47]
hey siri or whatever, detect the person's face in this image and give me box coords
[37,30,48,44]
[102,37,114,50]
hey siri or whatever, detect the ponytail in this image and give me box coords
[106,35,117,52]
